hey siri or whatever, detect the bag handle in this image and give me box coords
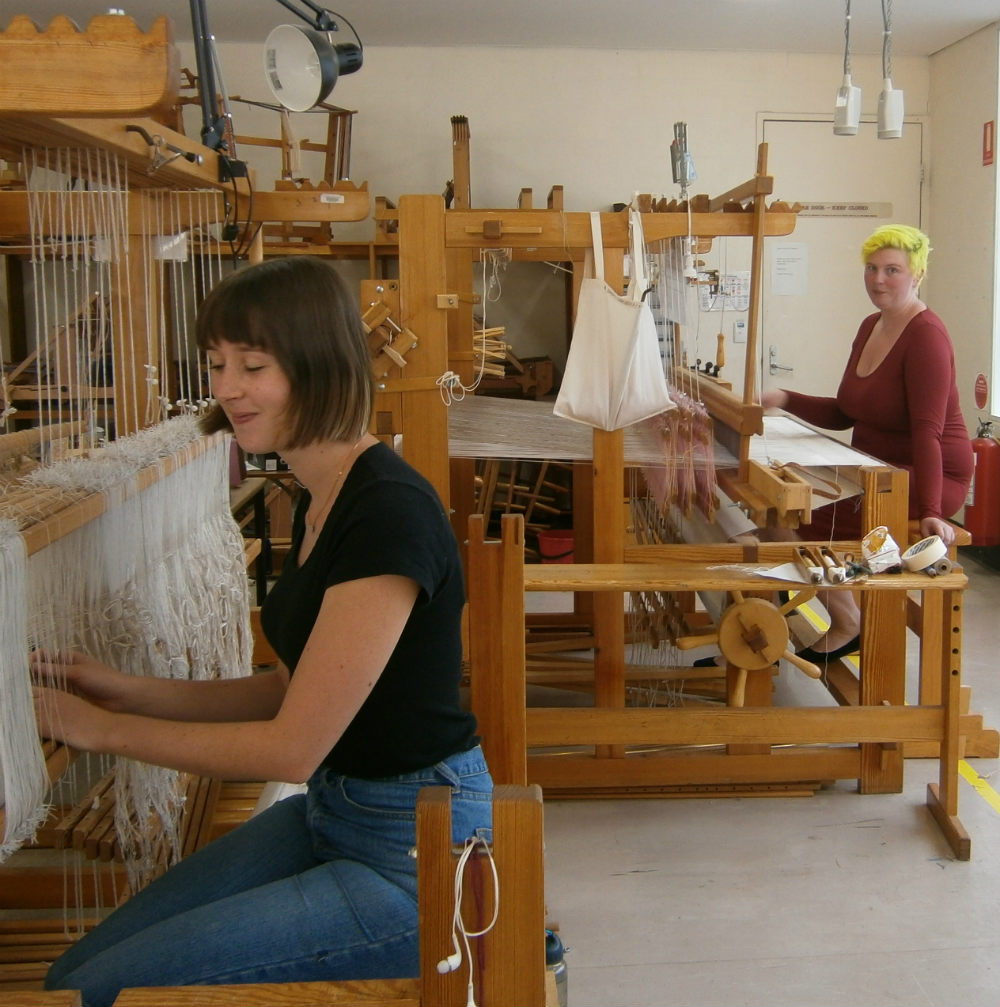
[627,210,649,303]
[589,210,651,301]
[588,211,605,282]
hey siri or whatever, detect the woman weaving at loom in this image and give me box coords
[760,223,974,662]
[34,256,493,1004]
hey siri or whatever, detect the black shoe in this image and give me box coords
[796,635,860,664]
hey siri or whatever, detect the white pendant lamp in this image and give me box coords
[833,1,860,135]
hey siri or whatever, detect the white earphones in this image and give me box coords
[437,942,462,974]
[436,834,501,1007]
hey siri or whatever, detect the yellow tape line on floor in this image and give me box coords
[792,594,1000,815]
[959,761,1000,815]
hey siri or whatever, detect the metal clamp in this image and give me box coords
[126,124,204,173]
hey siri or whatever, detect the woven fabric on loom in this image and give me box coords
[0,420,253,888]
[0,518,50,860]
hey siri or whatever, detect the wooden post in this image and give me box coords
[592,427,626,759]
[397,195,451,504]
[466,514,527,787]
[858,467,909,793]
[110,232,159,435]
[417,787,461,1007]
[590,221,628,757]
[446,244,478,544]
[417,784,545,1007]
[477,784,545,1006]
[926,587,970,859]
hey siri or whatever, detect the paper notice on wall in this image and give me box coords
[798,202,892,217]
[698,270,750,311]
[771,242,808,296]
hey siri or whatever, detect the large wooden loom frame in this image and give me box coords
[468,512,970,861]
[0,15,550,1004]
[357,147,981,860]
[0,13,270,852]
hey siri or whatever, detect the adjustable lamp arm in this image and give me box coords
[189,0,228,151]
[273,0,340,31]
[189,0,364,151]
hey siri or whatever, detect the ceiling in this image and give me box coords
[18,1,1000,58]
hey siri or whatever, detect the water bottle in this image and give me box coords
[545,928,568,1007]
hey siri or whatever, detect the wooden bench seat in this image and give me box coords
[0,786,547,1007]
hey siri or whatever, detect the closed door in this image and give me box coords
[760,116,925,430]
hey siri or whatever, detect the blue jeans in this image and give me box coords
[45,746,492,1007]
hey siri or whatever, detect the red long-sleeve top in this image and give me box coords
[782,309,973,526]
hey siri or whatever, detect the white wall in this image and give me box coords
[192,36,1000,421]
[927,24,1000,427]
[204,41,928,211]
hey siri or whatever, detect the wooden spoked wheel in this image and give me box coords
[680,590,823,706]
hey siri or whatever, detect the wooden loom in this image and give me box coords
[200,87,990,858]
[0,14,551,1005]
[0,9,276,990]
[467,512,971,861]
[0,6,256,851]
[354,136,990,860]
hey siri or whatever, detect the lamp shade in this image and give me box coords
[877,78,904,139]
[263,25,362,112]
[833,73,861,136]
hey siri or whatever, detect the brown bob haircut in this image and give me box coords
[195,256,373,447]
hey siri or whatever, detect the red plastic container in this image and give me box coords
[537,529,574,564]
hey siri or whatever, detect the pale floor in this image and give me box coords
[538,550,1000,1007]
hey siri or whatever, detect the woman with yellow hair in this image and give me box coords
[760,224,973,663]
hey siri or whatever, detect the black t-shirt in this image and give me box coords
[260,442,477,778]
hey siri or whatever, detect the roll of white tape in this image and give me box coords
[902,535,948,572]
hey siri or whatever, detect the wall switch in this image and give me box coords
[733,319,746,343]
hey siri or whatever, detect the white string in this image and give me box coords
[0,519,50,861]
[437,370,468,406]
[25,421,252,888]
[482,246,509,303]
[436,248,507,405]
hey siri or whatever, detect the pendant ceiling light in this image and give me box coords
[877,0,904,139]
[832,0,903,140]
[833,0,861,136]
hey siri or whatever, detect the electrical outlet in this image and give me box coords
[733,319,746,344]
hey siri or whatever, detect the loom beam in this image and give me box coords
[0,14,179,118]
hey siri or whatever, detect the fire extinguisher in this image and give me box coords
[965,419,1000,546]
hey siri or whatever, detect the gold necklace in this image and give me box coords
[305,438,364,534]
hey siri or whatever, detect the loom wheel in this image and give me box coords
[677,591,822,706]
[717,597,789,671]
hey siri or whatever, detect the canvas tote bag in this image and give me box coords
[553,210,675,430]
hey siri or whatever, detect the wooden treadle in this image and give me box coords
[0,918,98,995]
[540,782,820,798]
[0,776,261,993]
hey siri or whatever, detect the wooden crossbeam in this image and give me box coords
[0,14,178,117]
